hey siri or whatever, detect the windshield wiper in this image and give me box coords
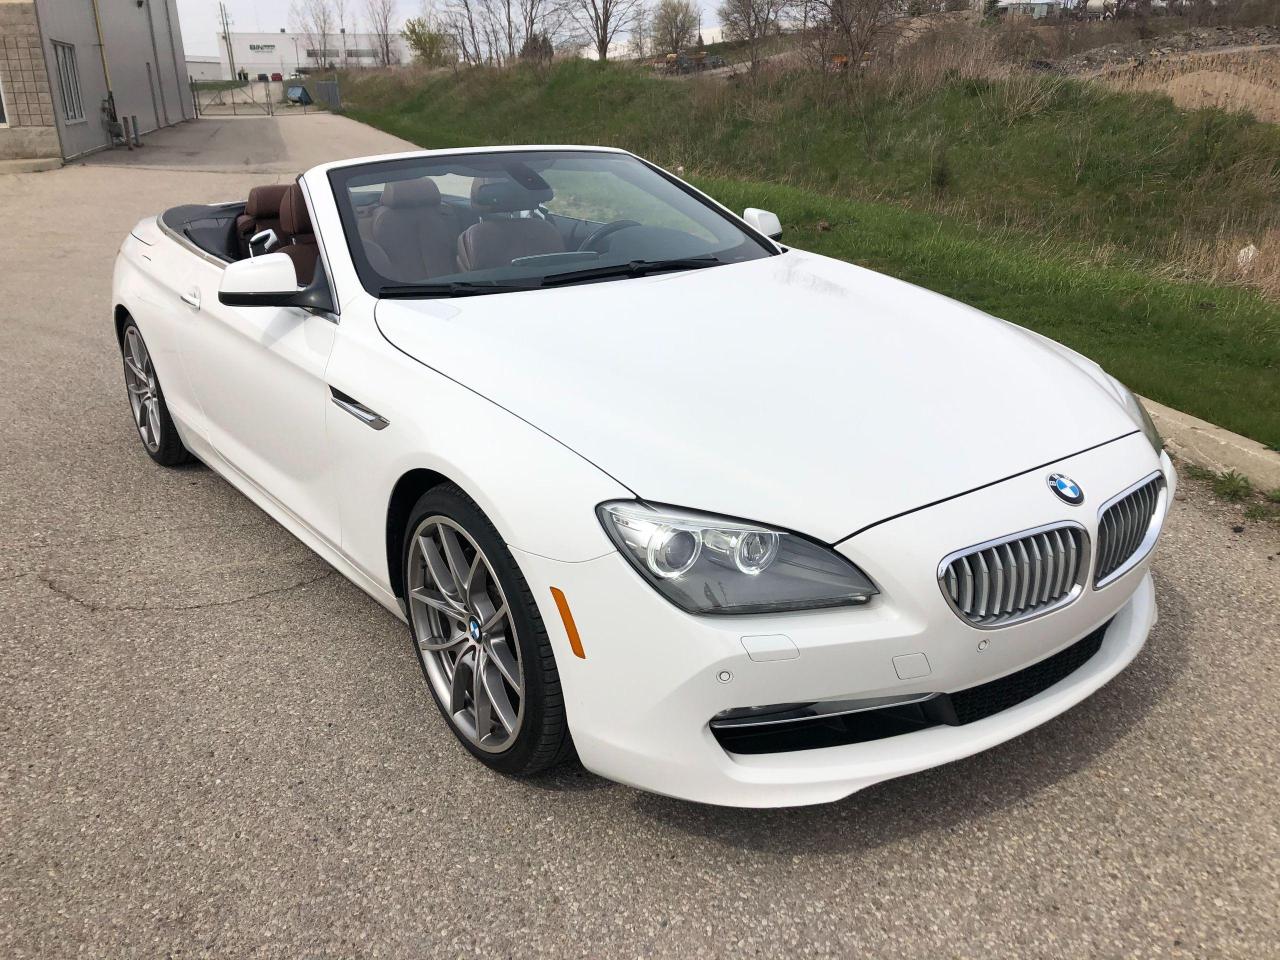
[378,280,539,299]
[538,256,724,288]
[376,256,725,298]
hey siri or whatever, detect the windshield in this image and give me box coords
[328,150,776,297]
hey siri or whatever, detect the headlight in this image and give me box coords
[1113,380,1162,454]
[597,501,878,615]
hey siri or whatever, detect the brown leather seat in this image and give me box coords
[456,178,564,273]
[278,183,319,285]
[369,177,460,281]
[235,184,290,259]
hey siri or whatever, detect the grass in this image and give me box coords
[1210,469,1254,501]
[1179,464,1279,523]
[341,60,1280,447]
[343,60,1280,261]
[694,178,1280,447]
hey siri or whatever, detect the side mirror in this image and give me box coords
[743,208,782,242]
[219,252,336,315]
[219,252,299,306]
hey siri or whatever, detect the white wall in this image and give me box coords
[217,31,409,79]
[186,57,221,81]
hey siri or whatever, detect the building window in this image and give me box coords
[0,74,8,126]
[52,42,84,122]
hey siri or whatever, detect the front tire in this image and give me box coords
[119,318,192,467]
[402,484,572,776]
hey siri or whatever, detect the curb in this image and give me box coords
[0,158,62,175]
[1141,396,1280,491]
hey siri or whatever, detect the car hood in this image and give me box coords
[375,251,1137,543]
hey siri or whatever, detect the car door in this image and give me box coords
[177,254,339,546]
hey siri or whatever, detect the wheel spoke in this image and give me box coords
[486,636,522,695]
[463,553,485,606]
[481,658,518,734]
[126,381,148,395]
[125,359,148,383]
[481,601,508,633]
[472,649,492,739]
[410,585,468,624]
[436,524,469,598]
[419,535,464,606]
[418,627,467,653]
[449,646,475,717]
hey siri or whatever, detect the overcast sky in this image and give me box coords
[176,0,719,57]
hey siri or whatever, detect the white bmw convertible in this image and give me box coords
[113,146,1174,807]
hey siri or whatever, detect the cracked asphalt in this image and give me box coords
[3,116,1279,958]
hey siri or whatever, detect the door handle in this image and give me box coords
[180,289,201,309]
[329,387,389,430]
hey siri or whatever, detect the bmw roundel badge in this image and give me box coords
[1047,473,1084,506]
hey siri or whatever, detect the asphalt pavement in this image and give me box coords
[2,115,1278,959]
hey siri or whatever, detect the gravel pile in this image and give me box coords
[1056,24,1280,73]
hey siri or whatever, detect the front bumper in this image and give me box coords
[516,437,1173,808]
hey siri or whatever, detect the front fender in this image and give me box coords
[327,316,631,597]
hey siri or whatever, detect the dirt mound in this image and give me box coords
[1058,24,1280,73]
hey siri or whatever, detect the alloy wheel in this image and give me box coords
[122,326,161,453]
[407,516,525,752]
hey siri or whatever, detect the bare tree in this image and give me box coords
[333,0,350,65]
[717,0,788,70]
[808,0,897,69]
[443,0,486,63]
[564,0,643,60]
[630,2,652,57]
[651,0,698,54]
[520,0,566,51]
[293,0,336,70]
[365,0,399,65]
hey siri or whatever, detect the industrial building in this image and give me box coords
[185,54,221,82]
[0,0,191,165]
[217,29,408,80]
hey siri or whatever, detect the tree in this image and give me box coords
[651,0,699,55]
[292,0,336,70]
[520,30,554,61]
[808,0,897,68]
[717,0,788,70]
[404,14,454,64]
[563,0,643,60]
[333,0,350,65]
[365,0,399,65]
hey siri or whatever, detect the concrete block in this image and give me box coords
[0,157,62,174]
[1143,397,1280,490]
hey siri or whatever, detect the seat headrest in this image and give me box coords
[245,184,290,219]
[382,177,441,209]
[280,183,313,236]
[471,177,553,214]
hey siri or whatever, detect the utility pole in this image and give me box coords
[219,2,238,81]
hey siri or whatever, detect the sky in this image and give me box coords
[176,1,417,57]
[175,0,719,58]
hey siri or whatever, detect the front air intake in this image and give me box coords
[938,523,1089,628]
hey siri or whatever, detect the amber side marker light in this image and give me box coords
[550,587,586,659]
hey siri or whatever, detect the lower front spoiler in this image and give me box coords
[576,573,1156,808]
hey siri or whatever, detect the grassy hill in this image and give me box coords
[342,61,1280,448]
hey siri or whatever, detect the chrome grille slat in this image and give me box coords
[1014,540,1031,612]
[939,523,1088,628]
[1095,473,1166,587]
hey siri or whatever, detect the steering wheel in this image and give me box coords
[578,219,641,252]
